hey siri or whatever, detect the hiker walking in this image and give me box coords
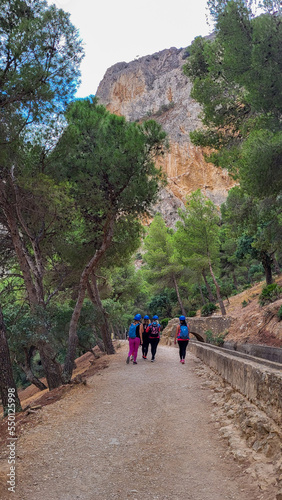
[146,315,161,362]
[174,315,189,364]
[142,315,150,359]
[126,314,143,365]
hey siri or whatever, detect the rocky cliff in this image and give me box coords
[96,47,236,226]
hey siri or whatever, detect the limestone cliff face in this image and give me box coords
[96,47,236,225]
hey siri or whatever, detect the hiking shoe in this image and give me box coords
[133,361,137,364]
[130,356,134,361]
[182,359,185,364]
[126,356,130,364]
[151,359,155,362]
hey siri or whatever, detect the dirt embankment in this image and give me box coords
[200,279,282,347]
[220,279,282,347]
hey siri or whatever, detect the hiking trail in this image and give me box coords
[2,343,271,500]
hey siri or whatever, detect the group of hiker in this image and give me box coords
[126,314,190,364]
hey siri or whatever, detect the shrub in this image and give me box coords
[259,283,282,306]
[201,302,217,317]
[188,310,197,317]
[205,329,214,343]
[242,300,248,308]
[155,101,175,116]
[205,329,225,347]
[160,317,170,330]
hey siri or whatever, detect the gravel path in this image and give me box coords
[11,343,264,500]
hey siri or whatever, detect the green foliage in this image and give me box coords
[201,302,218,316]
[143,214,186,313]
[0,0,84,135]
[146,289,177,318]
[240,130,282,198]
[242,300,248,308]
[154,102,175,116]
[222,186,282,285]
[50,99,168,254]
[184,1,282,197]
[259,283,282,306]
[160,318,170,330]
[205,329,225,346]
[175,190,220,265]
[248,264,264,282]
[188,310,197,317]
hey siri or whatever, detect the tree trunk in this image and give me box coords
[37,340,63,390]
[63,265,91,383]
[208,258,226,316]
[202,271,215,302]
[3,203,38,305]
[92,325,106,353]
[3,199,63,391]
[63,216,115,383]
[0,307,22,416]
[261,252,273,285]
[20,347,47,391]
[87,274,115,355]
[172,274,186,316]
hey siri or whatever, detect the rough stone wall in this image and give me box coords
[96,47,236,226]
[189,342,282,427]
[192,354,282,497]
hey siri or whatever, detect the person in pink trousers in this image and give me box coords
[126,314,143,364]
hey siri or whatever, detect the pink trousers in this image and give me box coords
[128,337,140,362]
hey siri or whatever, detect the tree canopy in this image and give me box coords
[183,0,282,196]
[0,0,84,124]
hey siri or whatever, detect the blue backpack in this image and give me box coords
[128,323,137,339]
[179,324,189,340]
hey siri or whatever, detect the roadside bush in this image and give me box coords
[201,302,217,317]
[259,283,282,306]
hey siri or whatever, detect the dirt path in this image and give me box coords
[3,344,268,499]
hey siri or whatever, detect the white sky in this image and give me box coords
[50,0,213,98]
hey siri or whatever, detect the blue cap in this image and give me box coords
[134,314,142,321]
[153,315,158,320]
[179,315,186,321]
[144,315,149,319]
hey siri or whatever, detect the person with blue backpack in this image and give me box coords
[174,315,189,364]
[126,314,143,365]
[146,315,161,362]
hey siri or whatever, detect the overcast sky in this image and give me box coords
[49,0,213,98]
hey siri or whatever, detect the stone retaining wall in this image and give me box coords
[224,341,282,364]
[189,341,282,428]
